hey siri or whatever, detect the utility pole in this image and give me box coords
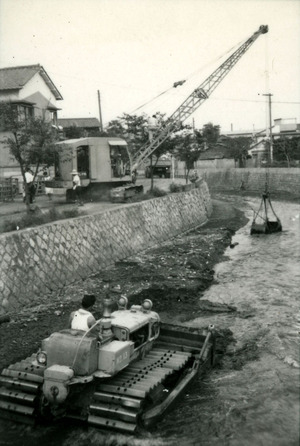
[263,93,273,163]
[97,90,103,133]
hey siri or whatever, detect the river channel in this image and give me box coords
[1,195,299,446]
[155,195,300,446]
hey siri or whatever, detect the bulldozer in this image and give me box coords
[0,297,215,433]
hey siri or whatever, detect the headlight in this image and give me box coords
[118,295,128,310]
[36,350,47,365]
[142,299,153,312]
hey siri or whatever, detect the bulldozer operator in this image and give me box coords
[69,294,97,332]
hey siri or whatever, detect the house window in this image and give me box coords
[0,103,18,130]
[18,105,34,120]
[0,103,34,130]
[50,111,57,126]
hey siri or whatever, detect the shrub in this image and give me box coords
[149,187,167,197]
[127,187,167,203]
[169,182,184,193]
[59,209,80,219]
[2,207,80,233]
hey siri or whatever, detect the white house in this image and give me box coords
[0,64,63,178]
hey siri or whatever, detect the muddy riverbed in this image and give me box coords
[0,196,248,443]
[0,198,246,372]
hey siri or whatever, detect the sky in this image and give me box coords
[1,0,300,133]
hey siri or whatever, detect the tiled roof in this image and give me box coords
[0,65,39,90]
[0,64,63,100]
[199,151,224,160]
[58,118,100,128]
[198,142,240,160]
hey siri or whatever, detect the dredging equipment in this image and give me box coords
[250,182,282,235]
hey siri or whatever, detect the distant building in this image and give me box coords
[0,64,63,178]
[223,118,300,166]
[58,117,101,139]
[274,118,300,134]
[197,145,236,169]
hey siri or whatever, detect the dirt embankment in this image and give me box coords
[0,198,248,371]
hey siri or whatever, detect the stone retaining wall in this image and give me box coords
[0,181,211,313]
[199,168,300,195]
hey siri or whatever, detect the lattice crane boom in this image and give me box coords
[132,25,268,169]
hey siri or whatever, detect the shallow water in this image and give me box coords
[178,197,300,446]
[1,196,299,446]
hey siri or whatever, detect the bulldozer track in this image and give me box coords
[88,347,192,433]
[0,347,193,432]
[0,354,45,425]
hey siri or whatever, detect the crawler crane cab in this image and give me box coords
[46,137,143,202]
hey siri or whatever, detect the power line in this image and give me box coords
[210,97,300,105]
[169,94,300,105]
[48,68,300,106]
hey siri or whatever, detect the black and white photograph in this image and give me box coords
[0,1,299,445]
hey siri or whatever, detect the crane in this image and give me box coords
[131,25,268,171]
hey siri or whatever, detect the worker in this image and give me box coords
[71,169,83,205]
[131,169,137,184]
[69,294,97,332]
[189,169,199,184]
[43,170,53,200]
[24,167,36,203]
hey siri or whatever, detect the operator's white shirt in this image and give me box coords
[71,309,93,331]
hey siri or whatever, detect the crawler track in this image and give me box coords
[0,354,45,425]
[0,347,192,432]
[88,347,192,432]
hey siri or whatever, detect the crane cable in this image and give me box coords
[130,34,248,115]
[262,32,280,226]
[264,31,271,194]
[252,31,272,226]
[132,87,175,113]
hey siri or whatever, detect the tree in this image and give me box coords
[174,130,202,183]
[202,122,220,148]
[170,122,219,182]
[64,125,84,139]
[218,136,251,167]
[144,113,179,190]
[193,129,206,150]
[106,113,177,189]
[105,119,125,137]
[106,113,149,158]
[0,102,60,209]
[272,136,300,167]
